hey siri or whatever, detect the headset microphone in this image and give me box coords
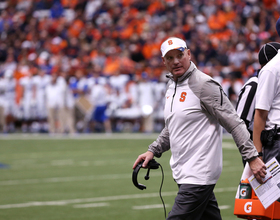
[144,169,150,180]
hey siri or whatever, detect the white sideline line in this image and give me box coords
[0,133,160,140]
[222,142,236,149]
[0,192,173,209]
[0,168,241,186]
[133,204,170,210]
[133,204,229,211]
[0,173,135,186]
[215,187,237,192]
[0,187,236,209]
[73,203,109,208]
[219,205,230,210]
[0,133,234,140]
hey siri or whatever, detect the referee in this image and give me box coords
[236,71,258,140]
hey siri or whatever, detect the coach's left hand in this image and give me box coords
[249,157,267,184]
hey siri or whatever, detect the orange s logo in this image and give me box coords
[168,40,173,45]
[179,92,187,102]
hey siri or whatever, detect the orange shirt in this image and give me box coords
[61,0,78,8]
[225,10,236,22]
[209,29,232,48]
[68,19,84,38]
[103,57,121,75]
[208,10,227,30]
[50,39,67,54]
[120,56,135,74]
[122,0,133,7]
[119,25,134,40]
[148,1,164,15]
[262,0,277,9]
[142,42,161,59]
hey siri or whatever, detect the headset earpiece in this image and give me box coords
[132,162,147,190]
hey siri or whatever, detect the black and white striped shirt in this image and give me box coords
[236,75,258,136]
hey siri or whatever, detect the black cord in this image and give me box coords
[158,164,166,219]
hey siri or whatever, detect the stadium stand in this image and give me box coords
[0,0,279,134]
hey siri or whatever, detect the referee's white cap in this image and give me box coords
[160,37,187,57]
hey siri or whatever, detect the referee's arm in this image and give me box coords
[253,109,268,158]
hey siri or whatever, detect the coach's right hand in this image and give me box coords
[133,151,154,169]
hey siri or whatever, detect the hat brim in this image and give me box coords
[162,47,186,57]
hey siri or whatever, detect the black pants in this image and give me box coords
[263,138,280,202]
[167,184,222,220]
[263,139,280,163]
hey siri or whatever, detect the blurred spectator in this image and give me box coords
[109,70,129,92]
[138,72,155,133]
[69,68,89,132]
[153,74,166,132]
[0,72,6,132]
[50,1,64,19]
[88,79,112,133]
[109,78,141,132]
[18,68,36,132]
[45,72,65,134]
[4,69,17,132]
[61,71,76,134]
[33,69,51,132]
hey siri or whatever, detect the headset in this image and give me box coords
[132,159,160,190]
[132,159,166,218]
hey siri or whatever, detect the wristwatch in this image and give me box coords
[258,152,263,157]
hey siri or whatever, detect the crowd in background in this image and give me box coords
[0,0,280,134]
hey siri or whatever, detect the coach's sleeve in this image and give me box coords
[200,80,258,162]
[148,126,170,158]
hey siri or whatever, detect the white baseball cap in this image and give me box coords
[160,37,187,57]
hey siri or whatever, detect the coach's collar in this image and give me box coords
[166,61,197,82]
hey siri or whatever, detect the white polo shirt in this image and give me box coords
[149,62,258,185]
[256,50,280,130]
[164,74,223,185]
